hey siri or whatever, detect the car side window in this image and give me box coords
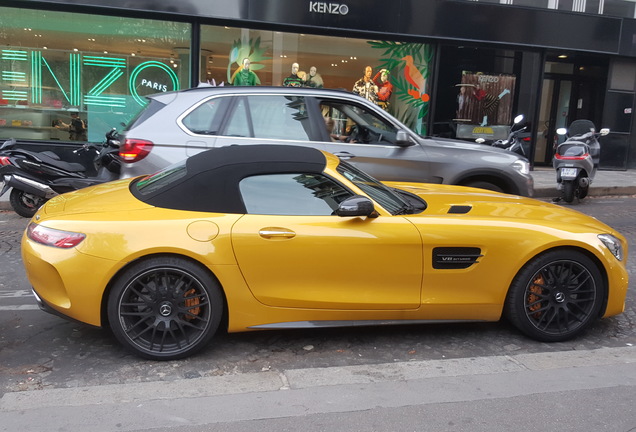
[181,97,229,135]
[224,95,312,141]
[321,101,399,145]
[225,97,252,137]
[239,173,352,215]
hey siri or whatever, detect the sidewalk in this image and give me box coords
[1,168,635,211]
[531,167,636,198]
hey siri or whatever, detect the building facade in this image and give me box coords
[2,0,636,169]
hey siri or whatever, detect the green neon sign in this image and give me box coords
[129,61,180,106]
[1,49,181,109]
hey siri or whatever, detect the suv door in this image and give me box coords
[213,94,327,151]
[317,98,437,183]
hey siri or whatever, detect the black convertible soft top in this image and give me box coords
[132,144,328,213]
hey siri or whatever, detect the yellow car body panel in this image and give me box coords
[21,152,628,336]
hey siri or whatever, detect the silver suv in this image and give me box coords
[120,86,533,196]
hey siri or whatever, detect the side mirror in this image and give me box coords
[335,195,379,218]
[513,114,524,124]
[475,138,486,144]
[599,128,610,136]
[556,127,567,136]
[396,130,412,147]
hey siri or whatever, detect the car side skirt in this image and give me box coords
[248,319,487,330]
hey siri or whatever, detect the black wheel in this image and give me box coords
[562,181,575,203]
[463,181,504,193]
[578,185,589,199]
[9,188,46,218]
[504,250,604,342]
[107,256,223,360]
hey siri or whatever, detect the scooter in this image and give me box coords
[553,119,609,204]
[475,114,530,157]
[0,129,121,217]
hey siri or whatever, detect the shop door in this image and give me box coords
[535,78,572,165]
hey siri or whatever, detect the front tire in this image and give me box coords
[463,181,504,193]
[107,256,223,360]
[504,250,604,342]
[9,188,46,218]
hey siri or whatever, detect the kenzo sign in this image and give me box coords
[309,2,349,15]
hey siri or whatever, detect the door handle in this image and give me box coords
[333,151,355,159]
[259,228,296,239]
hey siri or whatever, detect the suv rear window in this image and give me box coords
[181,97,232,135]
[123,99,166,130]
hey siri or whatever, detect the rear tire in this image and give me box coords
[9,188,46,218]
[562,181,575,203]
[578,185,589,199]
[107,256,223,360]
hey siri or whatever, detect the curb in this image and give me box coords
[532,185,636,199]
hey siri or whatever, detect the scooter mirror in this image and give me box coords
[556,127,567,136]
[513,114,524,124]
[600,128,610,136]
[475,138,486,144]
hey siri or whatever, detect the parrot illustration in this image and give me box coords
[401,55,429,102]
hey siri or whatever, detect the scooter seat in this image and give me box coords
[37,152,86,172]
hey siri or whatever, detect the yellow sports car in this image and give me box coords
[22,145,628,360]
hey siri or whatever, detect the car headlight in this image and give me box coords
[598,234,624,261]
[512,159,530,175]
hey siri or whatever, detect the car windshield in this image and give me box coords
[336,160,412,215]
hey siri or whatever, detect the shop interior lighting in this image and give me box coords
[558,54,568,59]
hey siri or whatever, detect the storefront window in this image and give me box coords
[434,45,520,141]
[199,25,433,134]
[0,7,191,143]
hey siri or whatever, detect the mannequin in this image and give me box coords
[352,66,378,103]
[283,62,304,87]
[373,69,393,110]
[233,58,258,86]
[304,66,324,88]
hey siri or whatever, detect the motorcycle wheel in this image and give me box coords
[9,188,46,218]
[562,181,575,203]
[578,185,589,199]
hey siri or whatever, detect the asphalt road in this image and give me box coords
[1,195,635,430]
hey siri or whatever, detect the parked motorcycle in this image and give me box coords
[553,119,609,204]
[475,114,530,157]
[0,129,121,217]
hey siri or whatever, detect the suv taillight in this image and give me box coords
[120,139,154,162]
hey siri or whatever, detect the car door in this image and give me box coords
[230,172,423,310]
[317,98,439,184]
[213,93,327,151]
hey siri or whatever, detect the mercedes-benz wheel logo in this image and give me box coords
[554,292,565,303]
[159,303,172,316]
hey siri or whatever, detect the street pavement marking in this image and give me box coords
[0,289,38,310]
[0,304,39,311]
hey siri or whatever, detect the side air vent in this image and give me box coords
[433,247,483,269]
[448,205,472,214]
